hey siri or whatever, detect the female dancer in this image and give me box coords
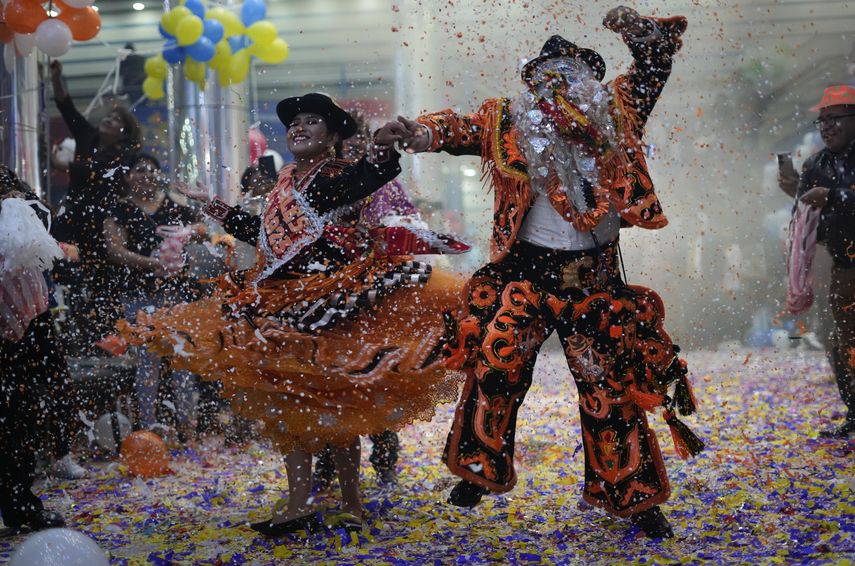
[121,93,465,535]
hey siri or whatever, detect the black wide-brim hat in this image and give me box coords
[521,35,606,84]
[276,93,357,139]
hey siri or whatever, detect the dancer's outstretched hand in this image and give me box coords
[603,6,646,35]
[174,179,211,203]
[375,120,408,146]
[395,116,431,153]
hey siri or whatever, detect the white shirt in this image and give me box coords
[517,193,619,251]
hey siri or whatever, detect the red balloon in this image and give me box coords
[3,0,48,35]
[57,6,101,41]
[120,431,171,478]
[0,23,15,44]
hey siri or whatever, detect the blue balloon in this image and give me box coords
[163,41,186,64]
[227,35,248,53]
[185,0,205,19]
[240,0,266,26]
[159,23,174,40]
[203,19,224,44]
[187,37,215,62]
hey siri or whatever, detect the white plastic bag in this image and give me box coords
[0,198,64,272]
[0,198,64,341]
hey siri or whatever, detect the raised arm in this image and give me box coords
[605,6,688,132]
[303,152,402,214]
[50,60,96,142]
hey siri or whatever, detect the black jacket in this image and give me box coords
[798,140,855,269]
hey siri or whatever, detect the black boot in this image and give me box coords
[630,506,674,538]
[447,479,488,508]
[819,419,855,438]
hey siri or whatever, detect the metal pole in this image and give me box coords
[0,50,43,195]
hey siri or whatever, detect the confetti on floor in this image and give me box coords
[1,348,853,565]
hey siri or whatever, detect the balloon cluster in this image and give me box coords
[1,0,101,65]
[143,0,288,100]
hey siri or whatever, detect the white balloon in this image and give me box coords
[51,137,76,170]
[262,148,285,173]
[35,20,73,58]
[2,44,15,73]
[10,529,109,566]
[14,33,36,57]
[93,412,131,453]
[61,0,95,7]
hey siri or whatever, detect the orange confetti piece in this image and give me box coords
[743,352,752,365]
[696,107,703,118]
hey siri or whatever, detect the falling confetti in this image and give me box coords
[1,349,851,564]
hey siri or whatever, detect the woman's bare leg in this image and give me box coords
[332,437,363,518]
[272,448,313,522]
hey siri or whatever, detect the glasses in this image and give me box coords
[812,113,855,129]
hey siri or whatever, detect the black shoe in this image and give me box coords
[630,506,674,539]
[447,480,488,508]
[249,513,323,538]
[819,420,855,438]
[4,510,65,532]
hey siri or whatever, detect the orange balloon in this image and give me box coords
[3,0,48,35]
[120,431,171,478]
[0,23,15,44]
[57,6,100,41]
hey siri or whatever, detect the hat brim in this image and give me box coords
[521,47,606,84]
[276,94,358,139]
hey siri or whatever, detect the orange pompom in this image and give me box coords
[120,431,171,478]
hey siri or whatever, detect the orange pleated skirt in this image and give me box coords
[119,260,464,453]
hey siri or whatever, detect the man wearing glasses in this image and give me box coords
[799,85,855,438]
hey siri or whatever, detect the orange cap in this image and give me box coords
[810,85,855,111]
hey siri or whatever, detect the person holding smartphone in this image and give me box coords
[796,85,855,438]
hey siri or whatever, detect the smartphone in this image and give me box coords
[776,152,796,177]
[258,155,277,180]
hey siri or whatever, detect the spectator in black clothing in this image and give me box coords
[49,59,141,349]
[0,166,66,533]
[104,153,206,437]
[798,85,855,438]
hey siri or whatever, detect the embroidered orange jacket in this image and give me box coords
[416,16,687,263]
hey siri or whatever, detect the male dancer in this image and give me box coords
[377,6,701,538]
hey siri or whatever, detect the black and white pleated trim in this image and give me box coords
[271,261,432,334]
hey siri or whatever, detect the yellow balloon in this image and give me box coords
[175,15,203,46]
[229,50,250,84]
[143,77,165,100]
[184,58,206,83]
[144,55,168,79]
[161,6,191,35]
[252,37,289,64]
[208,40,231,71]
[217,69,231,87]
[246,21,276,47]
[207,7,244,38]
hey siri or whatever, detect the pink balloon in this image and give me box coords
[35,18,72,56]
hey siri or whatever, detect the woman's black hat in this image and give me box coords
[276,93,357,138]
